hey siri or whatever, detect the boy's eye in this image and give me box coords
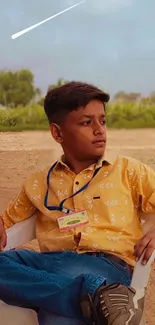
[80,120,106,126]
[80,120,91,126]
[101,120,106,125]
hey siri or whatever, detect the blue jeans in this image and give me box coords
[0,250,131,325]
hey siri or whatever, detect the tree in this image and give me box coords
[113,91,141,102]
[113,91,127,102]
[0,69,41,107]
[47,78,68,91]
[37,97,44,106]
[150,91,155,104]
[31,87,42,105]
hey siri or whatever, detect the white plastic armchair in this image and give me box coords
[0,213,155,325]
[0,215,38,325]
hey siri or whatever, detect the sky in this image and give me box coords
[0,0,155,97]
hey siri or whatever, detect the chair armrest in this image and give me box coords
[4,215,37,251]
[131,250,155,290]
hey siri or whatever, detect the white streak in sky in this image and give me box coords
[11,0,86,40]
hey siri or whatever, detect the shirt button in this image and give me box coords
[75,181,79,185]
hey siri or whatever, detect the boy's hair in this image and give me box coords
[44,81,110,124]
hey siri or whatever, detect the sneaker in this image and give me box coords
[81,283,144,325]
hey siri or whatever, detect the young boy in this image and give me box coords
[0,81,155,325]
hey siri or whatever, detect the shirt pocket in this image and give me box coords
[91,191,136,230]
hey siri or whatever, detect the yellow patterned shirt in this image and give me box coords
[2,155,155,266]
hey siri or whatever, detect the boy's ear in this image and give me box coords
[50,123,63,144]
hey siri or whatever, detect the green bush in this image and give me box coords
[0,102,155,132]
[0,105,48,131]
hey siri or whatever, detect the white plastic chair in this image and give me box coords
[0,213,155,325]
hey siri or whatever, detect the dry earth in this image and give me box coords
[0,129,155,323]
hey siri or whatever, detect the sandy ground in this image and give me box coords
[0,129,155,323]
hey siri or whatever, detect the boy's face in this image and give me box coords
[51,99,107,161]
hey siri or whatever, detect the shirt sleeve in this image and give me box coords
[135,161,155,212]
[2,185,37,229]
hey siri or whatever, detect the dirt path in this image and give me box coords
[0,129,155,323]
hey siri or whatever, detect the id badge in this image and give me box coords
[57,210,89,232]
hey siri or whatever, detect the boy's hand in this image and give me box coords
[0,216,7,251]
[134,227,155,264]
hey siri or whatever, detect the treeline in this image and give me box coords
[1,68,155,107]
[0,69,155,131]
[0,102,155,132]
[0,69,68,108]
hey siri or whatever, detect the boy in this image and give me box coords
[0,81,155,325]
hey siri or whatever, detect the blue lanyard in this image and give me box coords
[44,161,100,213]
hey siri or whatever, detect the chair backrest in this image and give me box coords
[5,215,37,251]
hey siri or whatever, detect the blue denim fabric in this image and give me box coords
[0,250,131,325]
[38,310,86,325]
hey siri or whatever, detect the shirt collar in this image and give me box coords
[53,150,117,172]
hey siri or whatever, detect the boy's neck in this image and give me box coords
[63,156,99,174]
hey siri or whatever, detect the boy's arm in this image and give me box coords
[1,185,37,229]
[135,162,155,213]
[132,161,155,263]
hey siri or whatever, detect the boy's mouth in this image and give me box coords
[92,138,105,144]
[92,139,106,148]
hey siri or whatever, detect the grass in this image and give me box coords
[0,102,155,131]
